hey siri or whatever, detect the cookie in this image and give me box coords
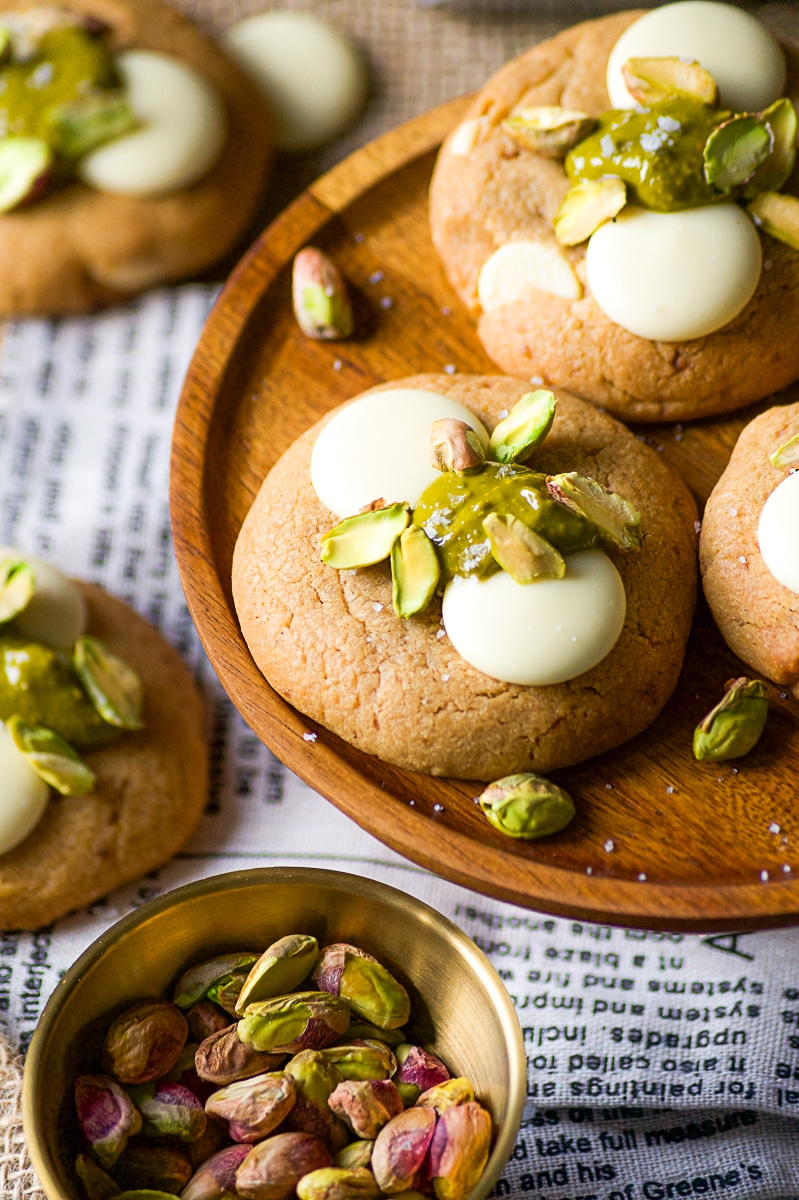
[700,402,799,698]
[429,7,799,423]
[0,0,272,314]
[233,374,698,781]
[0,581,208,929]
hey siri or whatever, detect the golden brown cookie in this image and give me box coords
[700,402,799,697]
[0,583,208,929]
[429,11,799,423]
[233,374,698,781]
[0,0,271,314]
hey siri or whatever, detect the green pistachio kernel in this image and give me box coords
[703,114,772,193]
[554,177,627,246]
[0,556,35,624]
[488,389,556,464]
[8,713,95,795]
[478,773,575,840]
[49,92,136,160]
[73,635,144,730]
[321,502,410,570]
[770,433,799,470]
[748,190,799,251]
[621,56,718,107]
[744,98,797,199]
[693,677,768,762]
[546,472,642,552]
[482,513,565,583]
[391,525,440,618]
[501,106,595,158]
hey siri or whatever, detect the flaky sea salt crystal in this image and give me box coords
[638,873,647,881]
[769,823,781,834]
[369,270,384,284]
[444,363,457,375]
[760,870,769,882]
[373,602,383,612]
[604,840,615,853]
[303,732,318,742]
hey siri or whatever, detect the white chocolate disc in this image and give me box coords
[585,204,761,342]
[607,1,786,112]
[223,11,368,153]
[79,51,227,195]
[311,389,490,519]
[448,117,489,158]
[441,549,626,686]
[0,723,49,856]
[478,240,582,309]
[0,547,86,648]
[758,471,799,594]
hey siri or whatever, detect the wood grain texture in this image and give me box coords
[170,96,799,932]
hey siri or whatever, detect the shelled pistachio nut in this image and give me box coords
[488,389,556,465]
[554,177,626,246]
[621,56,717,106]
[74,1075,142,1169]
[429,419,485,474]
[332,1140,374,1170]
[8,715,95,796]
[501,106,594,157]
[744,98,797,198]
[0,555,34,623]
[748,190,799,251]
[483,513,565,584]
[238,991,351,1055]
[206,1071,296,1144]
[74,634,144,730]
[321,503,410,570]
[478,773,575,840]
[428,1102,492,1200]
[416,1077,475,1114]
[313,944,411,1030]
[181,1142,251,1200]
[693,677,768,762]
[704,114,773,192]
[321,1038,397,1081]
[371,1106,437,1193]
[111,1139,193,1194]
[770,432,799,469]
[328,1078,404,1139]
[546,472,642,551]
[195,1023,286,1085]
[395,1044,450,1107]
[174,954,259,1010]
[391,525,440,618]
[235,1131,332,1200]
[129,1081,206,1142]
[292,247,354,341]
[102,1001,188,1086]
[282,1049,348,1150]
[236,935,319,1014]
[296,1166,382,1200]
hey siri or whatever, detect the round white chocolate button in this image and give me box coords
[607,1,786,112]
[0,547,86,648]
[441,549,626,686]
[223,11,368,153]
[758,470,799,594]
[79,51,227,195]
[311,389,490,519]
[585,204,761,342]
[478,240,582,309]
[0,723,50,857]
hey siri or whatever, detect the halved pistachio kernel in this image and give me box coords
[49,92,137,160]
[488,388,555,464]
[391,526,440,618]
[703,115,773,193]
[554,177,627,247]
[0,136,52,213]
[693,677,768,762]
[7,715,95,796]
[621,56,717,107]
[0,556,35,623]
[478,773,575,840]
[73,635,144,731]
[482,513,565,584]
[501,107,595,157]
[747,191,799,252]
[770,433,799,469]
[429,419,485,474]
[743,99,797,200]
[547,472,642,552]
[321,502,410,570]
[172,952,259,1009]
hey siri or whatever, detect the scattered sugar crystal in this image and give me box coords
[373,602,384,612]
[380,296,394,309]
[444,363,457,375]
[732,767,739,775]
[303,732,318,742]
[369,270,384,284]
[333,359,342,371]
[770,823,781,834]
[604,840,615,853]
[638,873,647,881]
[760,870,769,882]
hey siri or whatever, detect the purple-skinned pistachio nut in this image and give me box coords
[75,1152,119,1200]
[395,1045,450,1106]
[291,248,354,341]
[103,1000,188,1085]
[371,1106,437,1194]
[180,1142,251,1200]
[281,1049,348,1151]
[296,1166,382,1200]
[416,1078,474,1114]
[187,1001,232,1043]
[111,1139,193,1194]
[328,1079,404,1139]
[205,1070,296,1144]
[237,991,350,1056]
[321,1039,397,1082]
[132,1081,207,1142]
[428,1102,492,1200]
[188,1115,231,1168]
[332,1140,373,1171]
[235,1132,333,1200]
[195,1023,285,1085]
[313,946,410,1031]
[75,1074,143,1169]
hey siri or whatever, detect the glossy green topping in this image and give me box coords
[566,99,726,212]
[412,461,597,582]
[0,632,116,748]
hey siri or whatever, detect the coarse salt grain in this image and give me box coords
[368,270,384,284]
[303,732,318,742]
[769,823,781,834]
[442,306,451,315]
[380,296,394,309]
[354,232,365,243]
[739,555,747,565]
[441,674,450,682]
[586,866,593,875]
[638,873,647,881]
[433,803,444,812]
[728,507,738,516]
[436,629,446,639]
[605,783,613,790]
[333,359,342,371]
[784,865,792,873]
[760,870,769,882]
[373,603,383,612]
[530,376,544,385]
[694,520,701,533]
[444,364,457,375]
[666,785,675,794]
[604,840,615,853]
[498,409,509,418]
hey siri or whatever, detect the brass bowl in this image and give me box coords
[23,867,526,1200]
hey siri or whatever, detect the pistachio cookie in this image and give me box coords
[0,556,208,928]
[700,402,799,698]
[233,374,698,781]
[429,2,799,422]
[0,0,271,314]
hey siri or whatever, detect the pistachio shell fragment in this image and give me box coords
[49,92,136,160]
[501,106,595,157]
[321,503,410,570]
[391,525,440,618]
[74,635,144,730]
[478,773,575,839]
[546,472,642,552]
[621,56,717,106]
[482,513,565,584]
[0,555,34,623]
[174,955,259,1010]
[428,1102,492,1200]
[770,433,799,469]
[488,389,555,465]
[429,419,485,474]
[7,715,95,796]
[554,177,626,246]
[703,115,772,193]
[238,991,351,1055]
[748,190,799,251]
[292,247,354,341]
[236,935,319,1014]
[693,677,768,762]
[744,98,797,199]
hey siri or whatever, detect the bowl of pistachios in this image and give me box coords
[22,867,526,1200]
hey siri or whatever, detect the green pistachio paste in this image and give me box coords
[0,27,118,145]
[566,99,728,212]
[412,461,597,581]
[0,633,115,748]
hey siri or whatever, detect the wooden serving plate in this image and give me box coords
[171,96,799,933]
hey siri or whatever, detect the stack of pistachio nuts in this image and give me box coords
[73,934,493,1200]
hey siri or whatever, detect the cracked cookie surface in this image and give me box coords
[233,374,698,780]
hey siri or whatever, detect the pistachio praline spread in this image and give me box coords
[232,374,699,780]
